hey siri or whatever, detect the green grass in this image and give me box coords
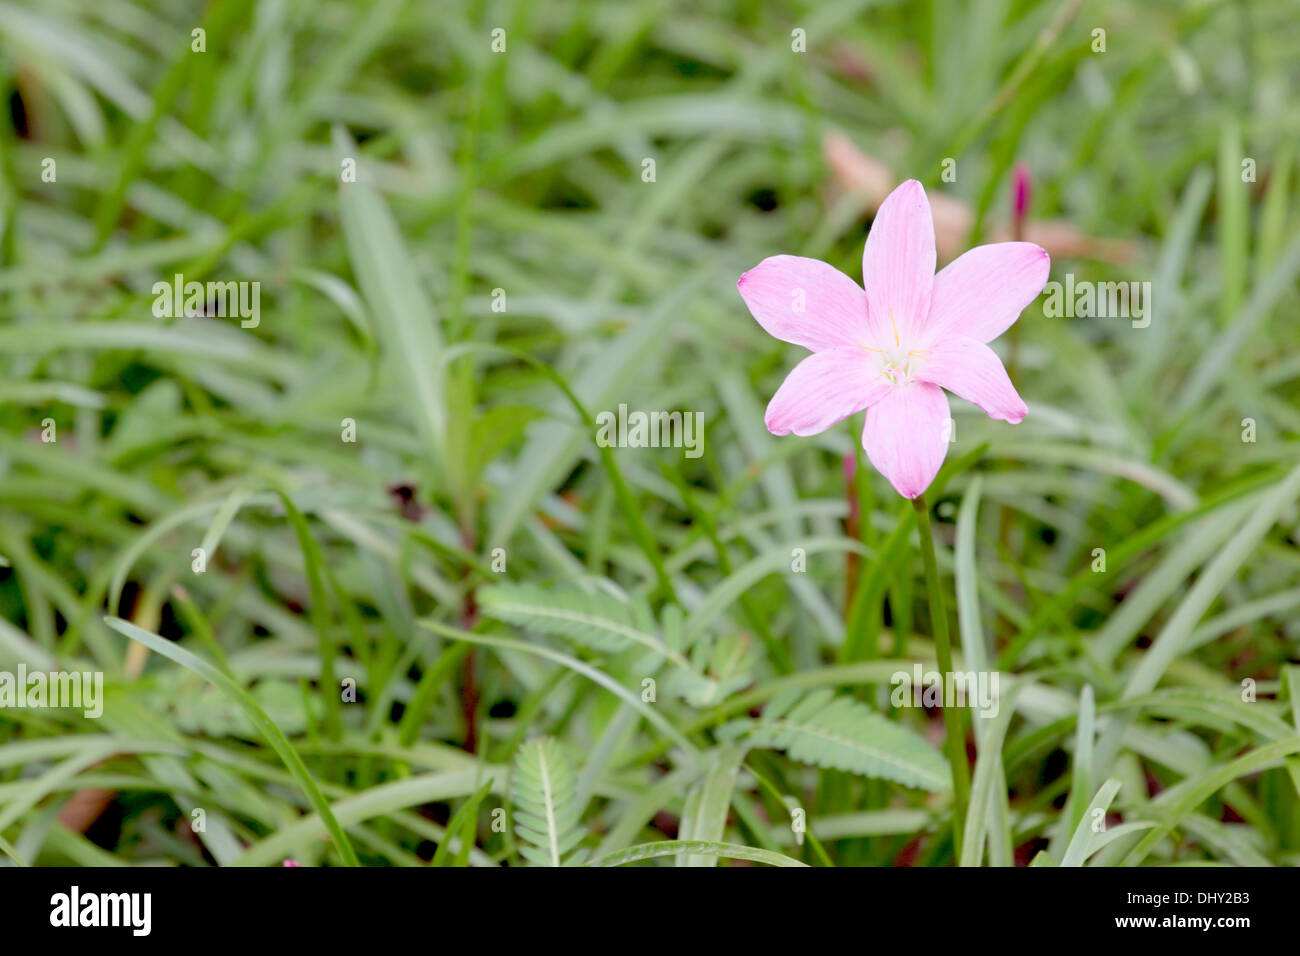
[0,0,1299,867]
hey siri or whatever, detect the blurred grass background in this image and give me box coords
[1,0,1299,867]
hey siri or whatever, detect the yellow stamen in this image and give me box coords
[890,309,900,346]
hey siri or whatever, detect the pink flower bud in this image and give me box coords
[1012,163,1032,226]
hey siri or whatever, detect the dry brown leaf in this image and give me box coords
[824,130,1139,265]
[56,787,116,835]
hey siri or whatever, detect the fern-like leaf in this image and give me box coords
[511,737,588,866]
[481,583,753,707]
[480,583,664,657]
[722,689,950,791]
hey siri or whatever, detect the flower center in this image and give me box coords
[861,311,929,385]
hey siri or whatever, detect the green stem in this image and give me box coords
[912,493,971,860]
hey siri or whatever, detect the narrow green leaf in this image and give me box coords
[677,745,744,867]
[592,840,807,868]
[1061,778,1120,867]
[105,616,361,867]
[334,125,445,465]
[431,780,492,867]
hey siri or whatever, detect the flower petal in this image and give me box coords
[913,335,1027,423]
[862,382,950,499]
[924,242,1049,343]
[765,347,892,437]
[738,255,872,351]
[861,179,936,347]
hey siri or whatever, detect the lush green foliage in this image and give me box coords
[0,0,1298,867]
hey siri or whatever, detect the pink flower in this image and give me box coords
[737,179,1049,498]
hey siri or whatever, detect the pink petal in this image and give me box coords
[765,347,892,436]
[862,383,950,499]
[738,255,872,351]
[924,242,1049,343]
[913,335,1027,423]
[861,180,936,347]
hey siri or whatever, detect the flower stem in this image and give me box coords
[911,493,971,859]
